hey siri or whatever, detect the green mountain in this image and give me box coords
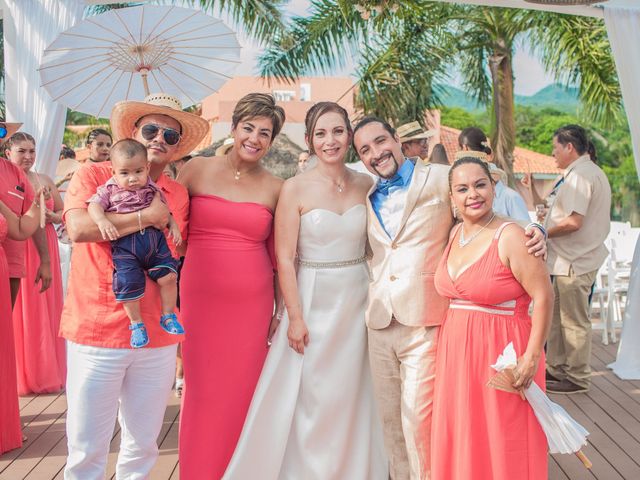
[516,84,579,110]
[436,83,579,113]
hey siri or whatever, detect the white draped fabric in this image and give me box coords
[608,240,640,379]
[3,0,84,178]
[603,6,640,379]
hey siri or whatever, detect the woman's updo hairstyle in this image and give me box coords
[448,156,495,191]
[304,102,352,154]
[459,127,492,155]
[3,132,35,150]
[86,128,112,146]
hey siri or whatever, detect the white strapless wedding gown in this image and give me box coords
[223,205,388,480]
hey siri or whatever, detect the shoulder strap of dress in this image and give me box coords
[493,221,516,240]
[451,222,463,239]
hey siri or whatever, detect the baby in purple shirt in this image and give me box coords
[88,139,184,348]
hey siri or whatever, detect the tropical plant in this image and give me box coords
[450,6,621,183]
[259,1,623,186]
[259,0,455,125]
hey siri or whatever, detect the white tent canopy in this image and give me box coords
[1,0,639,376]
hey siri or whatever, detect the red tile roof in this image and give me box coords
[439,126,561,175]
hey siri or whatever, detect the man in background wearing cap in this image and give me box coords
[397,121,435,162]
[61,94,208,479]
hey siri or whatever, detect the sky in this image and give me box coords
[231,0,555,97]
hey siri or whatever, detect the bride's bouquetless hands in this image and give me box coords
[288,319,309,354]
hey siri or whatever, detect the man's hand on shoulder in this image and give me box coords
[524,224,547,260]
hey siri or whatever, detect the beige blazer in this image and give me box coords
[366,160,454,329]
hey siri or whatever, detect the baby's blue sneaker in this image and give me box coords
[130,322,149,348]
[160,313,185,335]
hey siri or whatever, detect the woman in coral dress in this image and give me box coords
[177,93,286,478]
[431,157,553,480]
[5,132,65,395]
[0,197,42,454]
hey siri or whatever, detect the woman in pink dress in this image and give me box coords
[177,93,286,478]
[431,157,553,479]
[0,196,42,454]
[5,132,66,395]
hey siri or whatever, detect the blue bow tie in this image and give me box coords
[376,175,405,196]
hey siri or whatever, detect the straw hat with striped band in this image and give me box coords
[396,121,436,143]
[110,93,209,161]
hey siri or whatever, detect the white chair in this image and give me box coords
[610,221,632,238]
[605,239,629,343]
[590,262,610,344]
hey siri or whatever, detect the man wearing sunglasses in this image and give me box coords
[60,94,209,479]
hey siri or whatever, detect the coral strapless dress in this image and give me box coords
[179,194,276,479]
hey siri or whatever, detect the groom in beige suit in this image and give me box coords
[353,117,545,480]
[353,117,452,480]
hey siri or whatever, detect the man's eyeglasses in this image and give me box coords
[140,123,181,146]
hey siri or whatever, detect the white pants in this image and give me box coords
[64,341,177,480]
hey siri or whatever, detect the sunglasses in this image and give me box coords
[140,123,181,146]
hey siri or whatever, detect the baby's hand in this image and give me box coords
[168,221,182,246]
[97,219,119,241]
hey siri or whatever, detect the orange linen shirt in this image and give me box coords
[0,157,35,278]
[60,161,188,348]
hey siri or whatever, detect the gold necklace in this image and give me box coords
[228,154,259,181]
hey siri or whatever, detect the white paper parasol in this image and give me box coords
[39,5,241,118]
[491,343,592,469]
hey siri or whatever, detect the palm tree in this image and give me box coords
[259,0,455,125]
[259,1,622,184]
[450,5,621,182]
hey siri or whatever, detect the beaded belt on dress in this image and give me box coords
[449,299,516,316]
[297,255,367,269]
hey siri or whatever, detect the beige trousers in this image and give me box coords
[368,319,438,480]
[547,267,598,389]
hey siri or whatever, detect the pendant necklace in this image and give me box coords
[228,154,258,181]
[318,168,348,193]
[459,213,496,247]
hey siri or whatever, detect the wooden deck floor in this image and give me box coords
[1,338,639,479]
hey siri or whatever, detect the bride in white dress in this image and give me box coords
[223,103,388,479]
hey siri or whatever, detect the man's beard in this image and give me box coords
[372,153,399,179]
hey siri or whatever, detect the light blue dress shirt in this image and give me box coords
[493,181,530,222]
[370,159,415,236]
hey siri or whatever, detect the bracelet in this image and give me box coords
[137,210,146,235]
[526,222,547,240]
